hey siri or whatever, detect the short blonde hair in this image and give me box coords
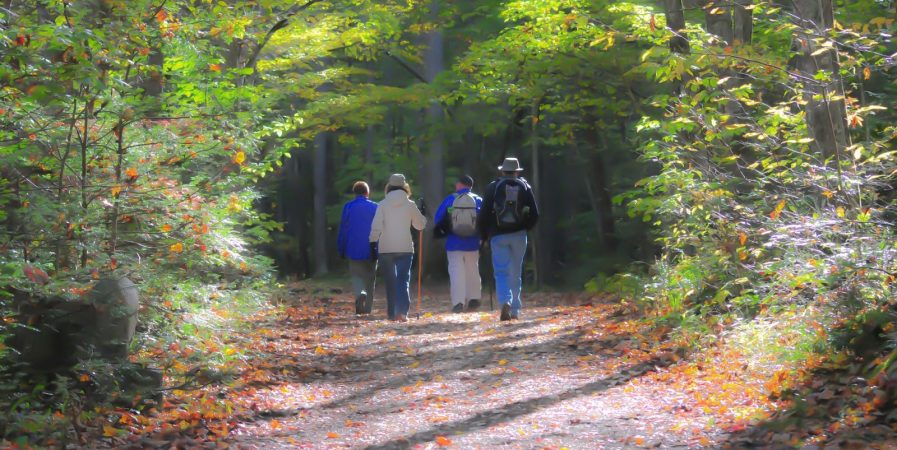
[352,181,370,196]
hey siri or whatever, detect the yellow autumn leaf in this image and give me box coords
[169,242,184,253]
[864,66,871,80]
[232,151,246,165]
[836,206,846,218]
[498,359,509,366]
[102,424,118,437]
[111,185,122,197]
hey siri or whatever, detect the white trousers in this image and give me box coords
[447,250,482,306]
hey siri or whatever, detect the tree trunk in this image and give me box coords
[313,132,329,276]
[662,0,689,54]
[733,0,753,45]
[703,1,733,45]
[422,0,445,274]
[789,0,848,163]
[529,100,542,288]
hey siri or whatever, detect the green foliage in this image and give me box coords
[603,1,897,371]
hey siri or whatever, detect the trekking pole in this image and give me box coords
[417,228,423,319]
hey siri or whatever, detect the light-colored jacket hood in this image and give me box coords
[369,190,427,254]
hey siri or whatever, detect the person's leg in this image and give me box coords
[464,250,482,307]
[394,253,414,318]
[379,254,397,320]
[446,251,466,311]
[491,234,513,307]
[348,260,366,314]
[508,231,528,316]
[363,260,377,314]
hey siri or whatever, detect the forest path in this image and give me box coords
[219,282,725,450]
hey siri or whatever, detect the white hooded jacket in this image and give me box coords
[369,190,427,254]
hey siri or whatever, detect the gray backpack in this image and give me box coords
[450,192,478,237]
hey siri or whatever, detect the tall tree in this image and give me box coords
[422,0,446,271]
[790,0,848,162]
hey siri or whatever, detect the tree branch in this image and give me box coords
[245,0,324,72]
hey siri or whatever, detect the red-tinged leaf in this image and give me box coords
[435,435,452,446]
[210,64,222,72]
[155,9,167,23]
[649,14,656,32]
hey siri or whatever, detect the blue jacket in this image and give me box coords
[434,188,483,252]
[337,196,379,260]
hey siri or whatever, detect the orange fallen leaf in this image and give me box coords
[327,432,340,439]
[435,435,452,446]
[102,424,118,437]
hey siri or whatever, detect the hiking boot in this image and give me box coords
[395,314,408,322]
[452,303,464,314]
[500,304,511,321]
[355,294,365,315]
[467,299,480,311]
[363,294,373,314]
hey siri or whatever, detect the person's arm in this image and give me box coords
[434,195,451,226]
[410,200,427,231]
[369,204,384,243]
[337,203,350,257]
[433,194,452,238]
[525,184,540,229]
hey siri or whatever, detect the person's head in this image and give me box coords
[455,174,474,191]
[385,173,411,197]
[497,157,524,178]
[352,181,370,198]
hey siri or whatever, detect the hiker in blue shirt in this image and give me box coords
[434,175,483,313]
[337,181,379,315]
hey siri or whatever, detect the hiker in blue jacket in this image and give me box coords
[434,175,483,313]
[337,181,379,315]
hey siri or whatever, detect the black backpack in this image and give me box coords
[493,178,527,231]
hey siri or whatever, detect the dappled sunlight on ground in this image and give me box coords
[213,285,747,449]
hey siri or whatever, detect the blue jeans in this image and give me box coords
[379,253,413,319]
[491,230,527,314]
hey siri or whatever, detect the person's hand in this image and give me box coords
[417,197,428,217]
[369,242,378,261]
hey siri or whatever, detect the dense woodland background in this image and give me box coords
[6,0,897,446]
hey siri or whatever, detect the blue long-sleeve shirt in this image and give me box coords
[434,188,483,252]
[337,195,379,260]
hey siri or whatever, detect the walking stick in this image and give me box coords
[417,228,423,319]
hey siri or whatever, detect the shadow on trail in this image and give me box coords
[312,320,560,411]
[362,355,673,450]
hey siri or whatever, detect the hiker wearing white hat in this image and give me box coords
[477,157,540,321]
[369,174,427,321]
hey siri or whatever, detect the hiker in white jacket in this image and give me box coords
[369,174,427,321]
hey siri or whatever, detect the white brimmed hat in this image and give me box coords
[498,157,524,172]
[388,173,406,187]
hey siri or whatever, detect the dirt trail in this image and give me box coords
[216,283,727,450]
